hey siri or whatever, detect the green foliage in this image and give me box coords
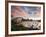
[11,20,29,31]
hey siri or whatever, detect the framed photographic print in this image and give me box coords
[5,1,45,36]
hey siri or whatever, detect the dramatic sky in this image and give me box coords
[11,6,41,18]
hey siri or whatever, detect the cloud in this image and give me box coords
[11,6,41,18]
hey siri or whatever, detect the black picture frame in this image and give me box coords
[5,1,45,37]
